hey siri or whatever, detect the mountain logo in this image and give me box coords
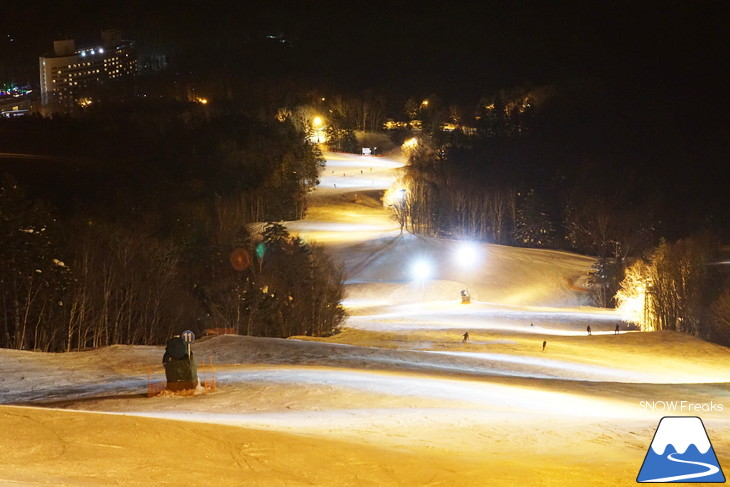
[637,416,725,483]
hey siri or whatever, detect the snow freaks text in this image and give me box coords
[640,401,724,413]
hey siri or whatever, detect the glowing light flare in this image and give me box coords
[411,259,432,281]
[383,186,408,207]
[615,262,653,329]
[229,248,252,271]
[454,241,480,268]
[309,116,327,143]
[401,137,418,150]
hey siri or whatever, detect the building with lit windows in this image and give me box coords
[39,29,137,112]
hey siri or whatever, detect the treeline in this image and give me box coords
[0,104,322,223]
[616,235,729,346]
[0,106,346,351]
[396,82,727,255]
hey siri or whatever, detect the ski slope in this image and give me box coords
[0,149,728,487]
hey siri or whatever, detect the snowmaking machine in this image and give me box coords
[162,335,199,391]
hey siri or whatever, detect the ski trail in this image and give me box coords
[640,452,720,482]
[345,236,401,280]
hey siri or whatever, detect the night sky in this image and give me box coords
[2,1,728,103]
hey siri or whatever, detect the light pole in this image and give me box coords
[455,242,479,302]
[411,259,431,302]
[312,116,324,143]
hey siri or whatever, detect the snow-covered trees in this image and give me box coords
[616,235,728,345]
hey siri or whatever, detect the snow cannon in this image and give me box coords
[460,289,471,304]
[162,335,199,391]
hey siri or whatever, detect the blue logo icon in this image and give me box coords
[637,416,725,483]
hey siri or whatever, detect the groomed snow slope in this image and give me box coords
[0,150,728,487]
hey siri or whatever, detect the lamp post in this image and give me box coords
[312,116,324,143]
[411,259,431,301]
[455,242,479,302]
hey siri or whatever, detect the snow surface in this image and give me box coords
[0,149,728,486]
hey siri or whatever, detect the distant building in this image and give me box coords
[38,29,137,113]
[0,84,34,117]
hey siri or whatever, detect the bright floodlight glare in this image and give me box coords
[455,241,479,267]
[312,116,323,127]
[402,137,418,149]
[411,259,432,281]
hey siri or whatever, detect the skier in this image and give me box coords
[530,322,534,327]
[587,325,592,335]
[542,340,547,352]
[615,324,620,334]
[462,331,470,343]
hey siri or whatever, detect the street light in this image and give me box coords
[454,241,479,296]
[311,116,325,143]
[411,258,432,301]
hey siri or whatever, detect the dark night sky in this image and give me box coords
[1,1,728,236]
[2,1,728,103]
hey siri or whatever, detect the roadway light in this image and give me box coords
[312,116,323,128]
